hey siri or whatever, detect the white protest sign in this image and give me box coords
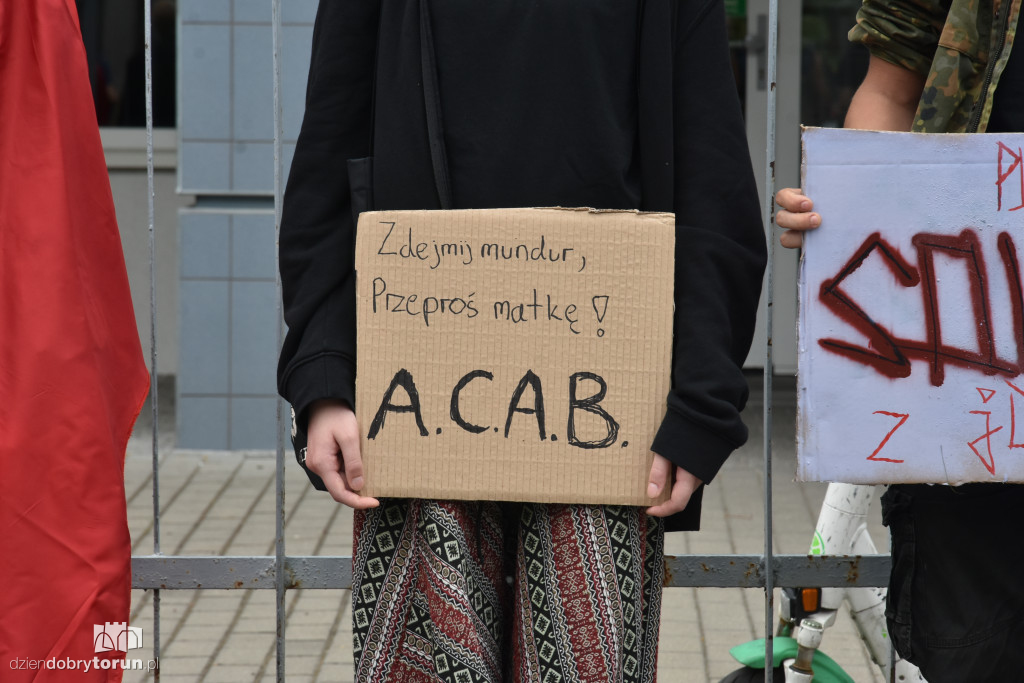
[799,128,1024,484]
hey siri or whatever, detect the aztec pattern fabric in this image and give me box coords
[352,499,664,683]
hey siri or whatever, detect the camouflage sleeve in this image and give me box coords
[849,0,953,75]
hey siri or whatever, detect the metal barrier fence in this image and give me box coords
[130,1,891,681]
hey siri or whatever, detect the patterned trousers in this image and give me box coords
[351,500,664,683]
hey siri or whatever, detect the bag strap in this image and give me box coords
[419,0,454,210]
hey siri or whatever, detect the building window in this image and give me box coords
[76,0,177,128]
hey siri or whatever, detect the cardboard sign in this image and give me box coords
[798,128,1024,484]
[354,207,674,504]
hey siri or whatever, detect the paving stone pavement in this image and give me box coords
[120,379,889,682]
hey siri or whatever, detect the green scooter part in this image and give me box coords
[729,637,855,683]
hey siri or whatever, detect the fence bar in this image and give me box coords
[664,555,891,589]
[132,557,352,590]
[131,555,890,590]
[761,0,781,678]
[271,0,287,680]
[142,0,161,679]
[122,2,894,679]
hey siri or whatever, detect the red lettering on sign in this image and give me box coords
[867,411,909,464]
[968,410,1002,475]
[818,233,919,380]
[911,231,1015,385]
[999,234,1024,366]
[1006,381,1024,449]
[819,230,1024,386]
[996,142,1024,212]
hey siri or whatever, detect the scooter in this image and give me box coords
[721,483,927,683]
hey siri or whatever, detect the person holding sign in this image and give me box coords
[278,2,766,681]
[777,2,1024,681]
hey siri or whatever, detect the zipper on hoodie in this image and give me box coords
[968,0,1015,132]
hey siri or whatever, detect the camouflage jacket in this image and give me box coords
[850,0,1022,132]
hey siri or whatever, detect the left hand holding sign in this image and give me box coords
[307,400,380,509]
[646,455,702,517]
[776,187,821,249]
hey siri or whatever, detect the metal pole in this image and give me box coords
[271,0,287,680]
[143,0,161,678]
[762,0,780,678]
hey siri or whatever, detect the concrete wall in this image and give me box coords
[105,129,191,376]
[174,1,316,448]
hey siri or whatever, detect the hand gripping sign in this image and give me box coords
[799,128,1024,484]
[355,208,675,505]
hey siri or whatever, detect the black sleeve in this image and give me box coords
[277,1,379,429]
[649,0,767,484]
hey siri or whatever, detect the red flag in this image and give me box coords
[0,1,150,680]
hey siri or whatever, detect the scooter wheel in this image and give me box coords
[718,664,787,682]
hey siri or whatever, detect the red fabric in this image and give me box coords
[0,1,150,681]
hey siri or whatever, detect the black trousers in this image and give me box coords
[882,483,1024,683]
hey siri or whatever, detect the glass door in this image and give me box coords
[735,0,869,373]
